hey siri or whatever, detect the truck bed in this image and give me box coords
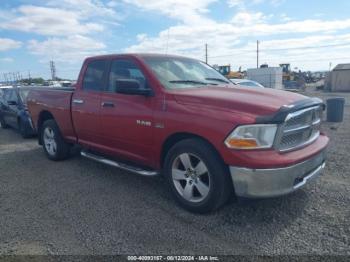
[27,87,77,142]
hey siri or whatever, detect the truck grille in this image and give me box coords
[276,106,322,152]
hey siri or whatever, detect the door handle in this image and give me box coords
[73,99,84,104]
[102,102,115,108]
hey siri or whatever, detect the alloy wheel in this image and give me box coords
[43,127,57,156]
[171,153,211,203]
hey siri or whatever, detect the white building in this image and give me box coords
[247,67,283,89]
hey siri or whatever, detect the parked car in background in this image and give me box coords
[0,87,36,138]
[231,79,265,88]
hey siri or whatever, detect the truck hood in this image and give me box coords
[173,86,308,116]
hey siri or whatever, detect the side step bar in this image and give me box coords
[81,151,159,176]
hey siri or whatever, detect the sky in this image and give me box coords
[1,0,350,80]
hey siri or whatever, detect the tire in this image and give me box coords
[164,138,232,213]
[41,119,71,161]
[19,119,31,138]
[0,115,8,129]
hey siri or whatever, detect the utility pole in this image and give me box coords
[205,43,208,64]
[4,73,9,85]
[50,60,56,81]
[17,72,21,83]
[256,40,260,68]
[12,72,16,84]
[28,70,31,85]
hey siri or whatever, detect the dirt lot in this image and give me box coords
[0,91,349,255]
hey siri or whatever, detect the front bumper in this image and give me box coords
[229,150,326,198]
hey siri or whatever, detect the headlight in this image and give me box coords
[224,124,277,149]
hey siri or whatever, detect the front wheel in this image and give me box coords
[164,138,232,213]
[41,119,71,161]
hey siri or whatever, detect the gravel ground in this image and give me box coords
[0,91,349,256]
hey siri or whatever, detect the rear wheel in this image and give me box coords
[41,119,71,161]
[164,138,232,213]
[0,115,8,129]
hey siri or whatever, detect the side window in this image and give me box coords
[19,90,30,104]
[7,90,18,103]
[0,90,4,103]
[83,60,108,91]
[108,59,147,92]
[2,90,9,102]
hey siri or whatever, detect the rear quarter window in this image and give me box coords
[82,60,108,91]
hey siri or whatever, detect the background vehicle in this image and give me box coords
[27,54,329,213]
[216,65,244,79]
[0,87,36,138]
[231,78,265,88]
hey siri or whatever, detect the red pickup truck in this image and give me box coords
[27,54,329,213]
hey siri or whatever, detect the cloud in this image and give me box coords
[0,1,121,68]
[50,0,116,17]
[227,0,283,9]
[28,35,106,63]
[0,38,22,51]
[227,0,245,8]
[124,2,350,71]
[1,0,350,76]
[126,16,350,52]
[123,0,217,24]
[231,11,268,25]
[1,5,104,36]
[280,13,292,22]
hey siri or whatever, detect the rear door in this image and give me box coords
[71,59,108,148]
[99,58,155,165]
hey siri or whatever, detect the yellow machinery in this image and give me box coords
[218,65,244,79]
[280,63,294,81]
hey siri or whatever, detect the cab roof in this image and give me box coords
[85,53,199,61]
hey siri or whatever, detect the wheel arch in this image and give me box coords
[160,132,223,169]
[37,111,55,145]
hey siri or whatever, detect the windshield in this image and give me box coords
[142,57,233,89]
[19,89,30,103]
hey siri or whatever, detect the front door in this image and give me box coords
[99,58,155,166]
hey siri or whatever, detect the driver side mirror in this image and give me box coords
[115,79,153,97]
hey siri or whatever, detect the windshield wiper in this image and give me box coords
[169,80,210,85]
[205,78,230,83]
